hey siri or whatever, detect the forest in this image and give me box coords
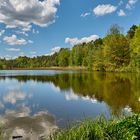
[0,24,140,72]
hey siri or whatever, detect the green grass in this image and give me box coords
[50,114,140,140]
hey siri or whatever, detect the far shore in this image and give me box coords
[0,66,139,73]
[0,66,87,71]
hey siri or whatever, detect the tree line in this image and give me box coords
[0,24,140,72]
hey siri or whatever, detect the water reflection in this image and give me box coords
[0,71,139,137]
[0,82,57,139]
[1,110,57,140]
[1,72,139,115]
[3,90,26,104]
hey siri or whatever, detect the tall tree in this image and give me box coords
[127,25,138,39]
[107,24,123,35]
[58,48,70,66]
[130,25,140,67]
[103,25,130,67]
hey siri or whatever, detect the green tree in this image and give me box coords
[130,25,140,68]
[58,48,70,66]
[127,25,138,39]
[71,45,84,66]
[107,24,123,35]
[104,34,130,67]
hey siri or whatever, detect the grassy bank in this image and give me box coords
[51,114,140,140]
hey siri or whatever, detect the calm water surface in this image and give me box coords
[0,70,140,139]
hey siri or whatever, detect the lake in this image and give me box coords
[0,70,140,139]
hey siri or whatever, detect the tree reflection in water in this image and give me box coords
[1,72,139,115]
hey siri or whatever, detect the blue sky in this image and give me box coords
[0,0,140,59]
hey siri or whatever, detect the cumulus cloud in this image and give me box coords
[65,35,99,45]
[5,105,31,117]
[0,30,5,36]
[32,29,39,34]
[5,48,21,52]
[0,0,60,30]
[2,110,57,139]
[15,30,29,37]
[3,90,26,104]
[81,12,90,17]
[3,35,32,46]
[65,89,98,103]
[118,0,123,6]
[28,40,34,44]
[118,9,126,16]
[93,4,117,16]
[21,25,32,32]
[126,0,137,9]
[51,46,61,53]
[45,46,61,56]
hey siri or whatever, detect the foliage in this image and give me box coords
[104,34,130,67]
[57,48,70,66]
[127,25,138,39]
[107,24,123,35]
[130,25,140,68]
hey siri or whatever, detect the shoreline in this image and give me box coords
[0,66,87,71]
[0,66,139,73]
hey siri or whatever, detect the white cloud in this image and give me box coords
[65,35,99,45]
[3,35,32,46]
[4,105,31,118]
[5,48,21,52]
[45,46,61,56]
[2,109,57,139]
[126,0,137,9]
[0,30,5,36]
[3,90,26,104]
[81,12,90,17]
[28,40,34,44]
[128,0,137,5]
[0,0,60,30]
[65,89,98,104]
[118,9,126,16]
[32,29,39,34]
[118,0,123,6]
[51,46,61,53]
[21,25,32,32]
[93,4,117,16]
[15,30,29,37]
